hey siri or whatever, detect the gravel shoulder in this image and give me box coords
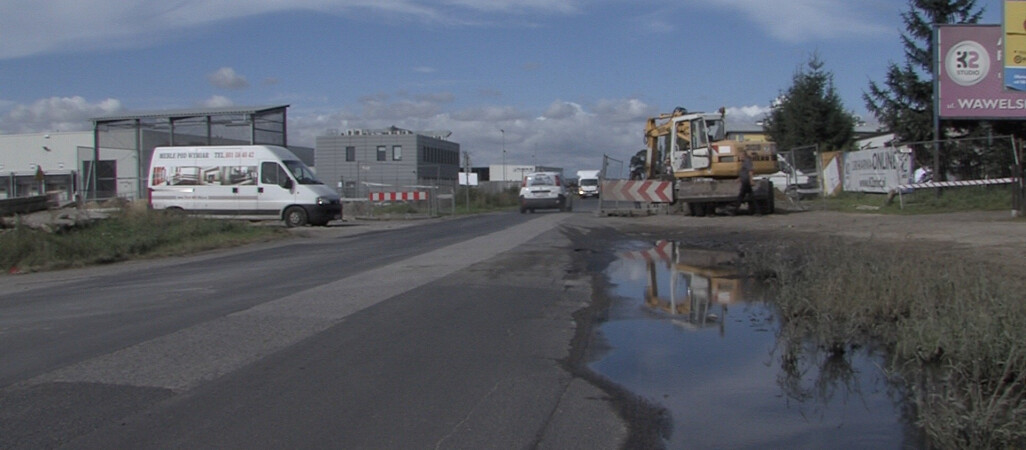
[590,209,1026,269]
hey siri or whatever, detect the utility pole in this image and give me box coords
[463,151,471,212]
[500,129,506,188]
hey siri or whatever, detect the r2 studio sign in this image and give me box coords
[945,39,991,86]
[937,25,1026,119]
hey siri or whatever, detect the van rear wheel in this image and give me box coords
[284,206,308,227]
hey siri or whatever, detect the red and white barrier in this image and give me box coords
[600,180,674,203]
[895,177,1016,191]
[618,240,674,263]
[369,191,428,201]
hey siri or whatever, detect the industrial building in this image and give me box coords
[0,105,311,202]
[315,127,460,199]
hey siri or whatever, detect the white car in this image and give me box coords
[767,156,819,198]
[519,172,571,213]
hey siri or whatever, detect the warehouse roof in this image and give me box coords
[91,104,289,122]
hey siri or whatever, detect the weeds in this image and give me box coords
[740,238,1026,449]
[812,185,1015,214]
[0,208,284,273]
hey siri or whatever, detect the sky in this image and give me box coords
[0,0,1006,176]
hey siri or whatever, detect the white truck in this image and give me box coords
[147,145,342,227]
[576,169,600,198]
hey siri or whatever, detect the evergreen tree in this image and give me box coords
[763,54,855,156]
[863,0,984,173]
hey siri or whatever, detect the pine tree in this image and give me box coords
[763,54,855,157]
[863,0,983,144]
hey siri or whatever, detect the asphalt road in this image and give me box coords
[0,201,626,449]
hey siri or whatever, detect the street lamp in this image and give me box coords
[500,129,506,184]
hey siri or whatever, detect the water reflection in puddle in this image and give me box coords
[591,240,918,449]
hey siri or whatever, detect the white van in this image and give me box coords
[576,169,600,198]
[148,145,341,227]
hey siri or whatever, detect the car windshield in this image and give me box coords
[580,179,598,186]
[528,175,555,186]
[283,160,323,185]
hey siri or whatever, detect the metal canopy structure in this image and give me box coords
[88,105,289,200]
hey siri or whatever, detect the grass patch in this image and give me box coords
[0,208,285,273]
[740,238,1026,449]
[451,186,521,214]
[810,185,1015,214]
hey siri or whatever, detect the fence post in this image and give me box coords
[1015,138,1024,217]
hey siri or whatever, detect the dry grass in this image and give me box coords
[740,238,1026,449]
[0,207,285,273]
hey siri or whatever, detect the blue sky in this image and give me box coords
[0,0,1005,175]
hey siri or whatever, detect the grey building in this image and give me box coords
[316,127,460,199]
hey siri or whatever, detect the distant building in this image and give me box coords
[0,131,97,202]
[724,124,770,143]
[490,164,563,183]
[316,127,460,199]
[0,105,313,202]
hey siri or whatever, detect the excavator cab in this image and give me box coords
[643,108,776,180]
[670,114,719,173]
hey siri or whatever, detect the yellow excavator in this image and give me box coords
[640,107,779,215]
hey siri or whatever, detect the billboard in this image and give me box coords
[936,24,1026,119]
[1005,0,1026,91]
[842,147,914,194]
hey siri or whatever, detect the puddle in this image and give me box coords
[591,240,921,449]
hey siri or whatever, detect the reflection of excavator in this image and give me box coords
[640,108,779,216]
[635,240,743,329]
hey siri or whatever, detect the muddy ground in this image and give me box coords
[566,209,1025,448]
[589,209,1026,271]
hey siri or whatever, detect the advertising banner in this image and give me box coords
[1005,0,1026,91]
[937,25,1026,118]
[842,147,914,194]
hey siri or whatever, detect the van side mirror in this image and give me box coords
[281,178,293,189]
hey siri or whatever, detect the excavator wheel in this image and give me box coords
[689,202,708,217]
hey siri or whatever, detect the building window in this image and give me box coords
[377,145,386,161]
[346,146,356,161]
[392,145,402,161]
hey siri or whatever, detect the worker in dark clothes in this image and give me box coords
[736,151,759,215]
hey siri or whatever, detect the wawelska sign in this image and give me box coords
[936,22,1026,119]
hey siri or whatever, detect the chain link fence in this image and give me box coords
[780,135,1023,213]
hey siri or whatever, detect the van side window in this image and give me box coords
[261,162,290,187]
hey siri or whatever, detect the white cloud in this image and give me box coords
[0,96,122,134]
[208,67,249,90]
[0,0,582,60]
[202,95,235,108]
[706,0,896,43]
[442,0,579,14]
[725,105,771,122]
[542,101,586,120]
[0,91,771,178]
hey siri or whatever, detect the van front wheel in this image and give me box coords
[284,206,308,227]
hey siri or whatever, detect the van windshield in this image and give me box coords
[283,160,323,185]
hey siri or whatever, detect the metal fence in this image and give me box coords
[776,144,822,210]
[890,136,1023,212]
[780,135,1024,213]
[343,181,457,219]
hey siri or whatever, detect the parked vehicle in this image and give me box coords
[519,171,571,213]
[767,155,819,199]
[637,107,778,216]
[148,145,342,227]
